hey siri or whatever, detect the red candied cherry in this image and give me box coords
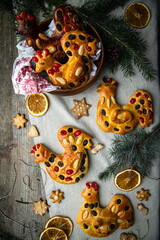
[32,56,39,63]
[21,11,28,19]
[65,25,71,32]
[138,110,142,115]
[16,15,23,21]
[27,13,35,21]
[70,20,77,29]
[73,43,79,51]
[86,45,92,52]
[149,110,153,119]
[144,93,149,98]
[54,63,61,68]
[140,117,144,123]
[64,15,70,24]
[86,183,90,189]
[54,166,59,172]
[66,169,74,175]
[148,100,152,107]
[130,98,136,104]
[60,130,67,135]
[74,130,81,136]
[53,63,61,72]
[113,82,118,86]
[136,92,142,97]
[108,78,113,84]
[48,68,55,75]
[65,177,73,181]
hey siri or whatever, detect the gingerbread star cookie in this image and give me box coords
[70,97,91,119]
[27,125,39,137]
[12,113,27,129]
[136,188,151,201]
[33,199,49,216]
[50,190,64,204]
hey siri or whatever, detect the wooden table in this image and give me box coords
[0,10,46,240]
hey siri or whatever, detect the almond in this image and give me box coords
[75,67,83,76]
[78,45,84,56]
[56,77,66,85]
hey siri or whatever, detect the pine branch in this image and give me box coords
[99,124,160,181]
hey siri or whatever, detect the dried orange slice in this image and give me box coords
[45,216,73,237]
[25,93,48,117]
[124,2,151,28]
[114,169,141,192]
[39,227,68,240]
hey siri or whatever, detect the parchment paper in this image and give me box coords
[27,0,160,239]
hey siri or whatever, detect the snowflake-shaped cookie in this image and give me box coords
[50,190,64,204]
[33,198,49,216]
[136,188,151,201]
[12,113,27,129]
[70,97,91,119]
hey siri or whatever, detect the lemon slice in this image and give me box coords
[25,93,48,117]
[39,227,68,240]
[124,2,151,28]
[45,216,73,237]
[114,169,141,192]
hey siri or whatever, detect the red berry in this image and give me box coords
[16,15,23,21]
[52,66,60,72]
[74,130,81,136]
[48,68,55,75]
[54,166,59,172]
[65,25,71,32]
[138,110,142,115]
[44,49,50,56]
[144,93,149,98]
[21,11,27,19]
[64,15,69,24]
[149,110,153,119]
[73,43,79,51]
[66,169,74,175]
[60,130,67,135]
[65,177,73,181]
[140,117,144,123]
[27,13,35,21]
[33,145,37,151]
[31,150,35,154]
[136,92,142,97]
[86,45,92,52]
[37,144,40,149]
[130,98,136,104]
[148,100,152,107]
[32,56,39,63]
[86,183,90,189]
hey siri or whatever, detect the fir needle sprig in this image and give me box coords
[99,124,160,181]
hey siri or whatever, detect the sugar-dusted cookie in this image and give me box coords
[31,126,93,184]
[97,77,153,134]
[77,182,134,238]
[27,125,39,137]
[12,113,27,129]
[71,97,91,119]
[136,188,151,201]
[137,203,148,215]
[33,198,49,216]
[50,190,64,204]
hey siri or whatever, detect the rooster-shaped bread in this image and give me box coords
[97,77,153,134]
[77,182,134,238]
[31,126,93,184]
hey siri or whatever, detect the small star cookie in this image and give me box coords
[33,198,49,216]
[50,190,64,204]
[12,113,27,129]
[136,188,151,201]
[70,97,91,119]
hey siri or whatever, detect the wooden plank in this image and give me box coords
[0,10,47,240]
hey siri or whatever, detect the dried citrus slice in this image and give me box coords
[124,2,151,28]
[45,216,73,237]
[39,227,68,240]
[25,93,48,117]
[114,169,141,192]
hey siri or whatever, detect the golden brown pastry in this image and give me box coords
[31,126,93,184]
[97,77,153,134]
[77,182,134,238]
